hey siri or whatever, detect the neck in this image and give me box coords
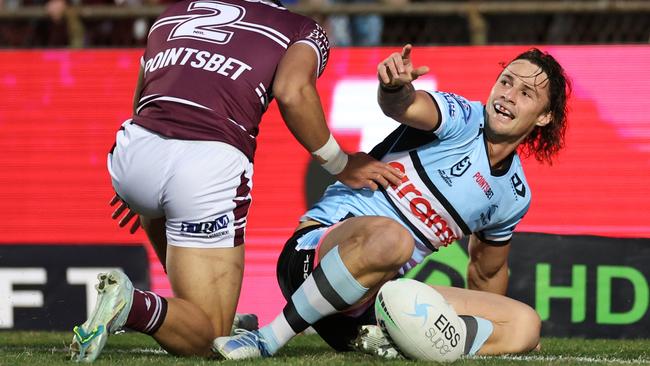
[484,128,522,169]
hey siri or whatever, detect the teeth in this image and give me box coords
[494,103,513,118]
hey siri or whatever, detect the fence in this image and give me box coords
[1,0,649,47]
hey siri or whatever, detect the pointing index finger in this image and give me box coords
[401,44,412,60]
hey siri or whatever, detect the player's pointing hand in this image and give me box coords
[378,44,430,88]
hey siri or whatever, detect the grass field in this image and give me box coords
[1,332,650,366]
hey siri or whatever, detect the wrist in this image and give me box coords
[311,134,348,175]
[379,82,405,92]
[377,82,416,118]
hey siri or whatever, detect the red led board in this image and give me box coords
[1,46,649,323]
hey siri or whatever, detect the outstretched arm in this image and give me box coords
[377,44,440,131]
[274,43,403,190]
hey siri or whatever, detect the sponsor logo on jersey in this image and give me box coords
[180,214,230,238]
[440,92,471,121]
[438,169,453,186]
[389,161,457,246]
[450,156,471,177]
[473,171,494,199]
[441,93,458,119]
[302,253,311,279]
[480,204,498,225]
[306,24,330,75]
[144,47,252,80]
[510,173,526,198]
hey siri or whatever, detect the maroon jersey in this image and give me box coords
[132,0,330,161]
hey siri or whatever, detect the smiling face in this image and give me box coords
[486,60,552,144]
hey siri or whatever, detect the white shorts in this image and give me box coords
[108,121,253,248]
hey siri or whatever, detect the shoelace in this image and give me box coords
[231,329,270,356]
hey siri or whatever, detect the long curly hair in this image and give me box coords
[509,49,572,165]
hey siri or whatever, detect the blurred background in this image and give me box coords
[1,0,649,339]
[1,0,650,48]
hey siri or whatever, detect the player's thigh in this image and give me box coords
[317,217,409,306]
[162,141,253,335]
[433,285,541,353]
[163,141,253,249]
[317,216,409,261]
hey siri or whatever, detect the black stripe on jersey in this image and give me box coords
[410,150,471,235]
[369,92,441,159]
[283,304,310,333]
[481,129,515,177]
[392,127,439,153]
[474,231,511,246]
[369,125,438,160]
[312,266,349,311]
[379,187,437,252]
[369,125,407,160]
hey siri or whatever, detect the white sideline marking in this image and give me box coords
[119,350,650,363]
[475,355,650,364]
[36,345,650,363]
[114,348,167,355]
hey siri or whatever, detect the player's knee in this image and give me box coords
[361,218,414,270]
[507,303,541,353]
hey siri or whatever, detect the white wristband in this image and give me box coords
[312,134,349,175]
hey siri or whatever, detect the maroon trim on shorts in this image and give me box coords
[109,125,126,154]
[232,171,251,246]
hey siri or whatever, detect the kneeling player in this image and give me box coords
[213,44,570,359]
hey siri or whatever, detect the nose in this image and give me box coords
[502,87,516,104]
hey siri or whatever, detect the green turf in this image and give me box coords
[1,332,649,366]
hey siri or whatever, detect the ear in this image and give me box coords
[535,111,551,127]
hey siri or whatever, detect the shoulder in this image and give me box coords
[427,91,482,141]
[505,157,532,208]
[284,15,330,76]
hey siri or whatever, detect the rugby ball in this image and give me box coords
[374,278,465,362]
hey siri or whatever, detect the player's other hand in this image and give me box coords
[377,44,430,88]
[109,194,140,234]
[336,152,404,191]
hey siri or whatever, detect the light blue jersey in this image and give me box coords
[302,91,531,273]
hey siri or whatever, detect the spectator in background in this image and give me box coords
[29,0,83,47]
[80,0,137,46]
[325,0,408,46]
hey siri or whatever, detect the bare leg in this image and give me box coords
[433,285,541,355]
[213,217,414,358]
[139,215,245,357]
[317,216,414,293]
[140,216,167,268]
[155,245,244,356]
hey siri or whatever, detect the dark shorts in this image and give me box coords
[277,224,376,352]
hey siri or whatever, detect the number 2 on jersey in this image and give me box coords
[169,1,245,44]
